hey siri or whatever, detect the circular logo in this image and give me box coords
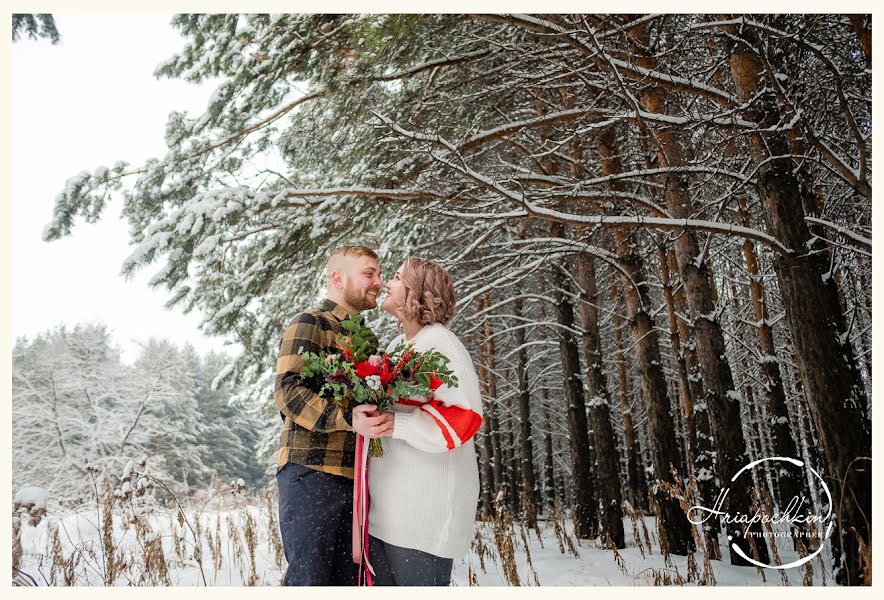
[688,456,834,570]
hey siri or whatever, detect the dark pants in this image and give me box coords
[368,535,453,586]
[276,462,358,586]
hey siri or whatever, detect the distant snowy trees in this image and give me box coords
[12,324,269,505]
[12,14,59,44]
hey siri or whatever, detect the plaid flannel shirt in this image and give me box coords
[274,298,378,479]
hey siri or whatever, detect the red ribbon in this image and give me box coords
[352,434,374,586]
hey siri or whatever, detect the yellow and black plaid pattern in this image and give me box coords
[274,299,378,479]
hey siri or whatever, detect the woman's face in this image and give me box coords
[381,264,407,318]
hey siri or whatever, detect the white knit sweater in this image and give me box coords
[367,323,483,559]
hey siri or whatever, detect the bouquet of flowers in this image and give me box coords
[299,314,458,457]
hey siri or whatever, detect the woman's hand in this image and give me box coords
[352,404,394,438]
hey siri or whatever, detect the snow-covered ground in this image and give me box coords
[454,517,832,586]
[15,500,833,586]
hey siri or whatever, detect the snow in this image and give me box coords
[176,212,195,234]
[696,468,714,482]
[15,505,832,586]
[14,486,48,510]
[193,234,221,257]
[455,516,833,586]
[63,171,90,198]
[587,395,609,408]
[148,263,173,286]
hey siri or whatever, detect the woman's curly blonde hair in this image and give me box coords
[398,257,456,326]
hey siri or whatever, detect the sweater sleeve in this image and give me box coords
[391,328,483,453]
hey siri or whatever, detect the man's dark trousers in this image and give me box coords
[277,462,359,586]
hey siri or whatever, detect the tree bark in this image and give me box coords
[609,290,648,512]
[657,242,697,476]
[658,243,723,558]
[550,247,598,540]
[534,93,597,538]
[575,252,625,548]
[849,15,872,70]
[727,24,872,584]
[475,308,497,516]
[625,18,770,566]
[504,391,521,517]
[665,249,722,561]
[513,297,540,528]
[598,126,693,554]
[484,317,505,503]
[543,400,557,512]
[736,197,809,523]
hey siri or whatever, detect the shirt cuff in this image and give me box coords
[391,411,413,441]
[342,407,354,429]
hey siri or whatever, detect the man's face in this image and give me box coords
[341,255,382,312]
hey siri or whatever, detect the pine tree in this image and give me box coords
[12,14,59,44]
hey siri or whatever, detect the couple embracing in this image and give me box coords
[274,245,483,586]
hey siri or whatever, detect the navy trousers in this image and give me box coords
[368,535,453,586]
[276,463,358,586]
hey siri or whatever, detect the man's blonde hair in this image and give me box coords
[328,245,378,262]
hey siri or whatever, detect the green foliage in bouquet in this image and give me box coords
[298,314,458,456]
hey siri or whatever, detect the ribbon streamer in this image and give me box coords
[352,433,375,586]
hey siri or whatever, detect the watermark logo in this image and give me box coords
[687,456,834,570]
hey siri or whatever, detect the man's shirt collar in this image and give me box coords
[320,298,352,322]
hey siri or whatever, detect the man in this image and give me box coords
[275,245,394,586]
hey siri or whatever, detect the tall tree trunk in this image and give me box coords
[475,305,497,516]
[657,242,697,476]
[849,14,872,69]
[481,302,505,501]
[666,249,722,561]
[599,128,693,555]
[609,292,648,512]
[513,297,539,528]
[535,94,597,539]
[543,400,557,512]
[502,374,521,518]
[550,249,598,539]
[727,25,872,584]
[575,252,625,548]
[736,197,809,523]
[506,402,521,518]
[627,18,770,565]
[658,242,722,558]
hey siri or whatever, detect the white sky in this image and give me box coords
[11,14,239,363]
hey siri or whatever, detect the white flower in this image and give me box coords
[365,375,382,390]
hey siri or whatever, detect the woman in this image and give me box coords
[365,257,483,586]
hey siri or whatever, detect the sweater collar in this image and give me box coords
[407,322,442,343]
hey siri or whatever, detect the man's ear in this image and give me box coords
[329,269,344,289]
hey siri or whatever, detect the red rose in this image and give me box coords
[379,360,393,386]
[355,360,378,379]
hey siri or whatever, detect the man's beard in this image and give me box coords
[344,284,378,312]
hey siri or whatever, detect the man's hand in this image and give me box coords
[352,404,394,438]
